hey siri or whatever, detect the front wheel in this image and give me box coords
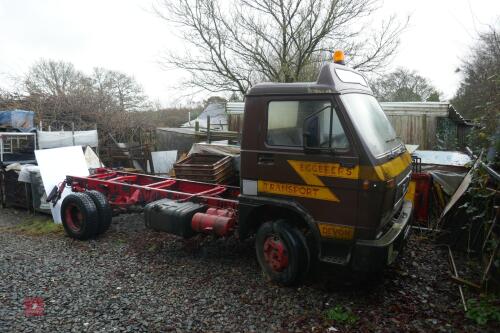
[255,220,310,286]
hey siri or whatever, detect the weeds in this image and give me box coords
[147,244,158,252]
[466,297,500,325]
[325,305,358,325]
[115,238,127,245]
[13,217,63,235]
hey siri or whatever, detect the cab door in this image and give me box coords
[255,96,359,228]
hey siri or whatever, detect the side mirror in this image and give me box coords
[303,131,322,154]
[303,115,319,149]
[302,104,332,150]
[302,131,313,149]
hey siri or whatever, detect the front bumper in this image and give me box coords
[350,199,413,272]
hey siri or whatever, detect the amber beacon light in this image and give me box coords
[333,50,345,64]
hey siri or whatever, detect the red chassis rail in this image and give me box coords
[65,168,240,211]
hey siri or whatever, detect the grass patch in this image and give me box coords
[13,217,63,235]
[325,305,358,325]
[147,243,158,252]
[466,297,500,325]
[115,238,127,245]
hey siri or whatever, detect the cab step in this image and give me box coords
[320,254,350,265]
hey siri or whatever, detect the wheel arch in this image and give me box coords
[238,195,322,256]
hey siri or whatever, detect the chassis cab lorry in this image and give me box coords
[58,52,413,285]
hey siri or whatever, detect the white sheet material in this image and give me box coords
[37,130,99,149]
[151,150,177,174]
[84,146,104,168]
[18,165,38,183]
[35,146,89,223]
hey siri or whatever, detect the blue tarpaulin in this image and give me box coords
[0,109,35,132]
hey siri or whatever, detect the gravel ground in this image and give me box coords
[0,208,495,332]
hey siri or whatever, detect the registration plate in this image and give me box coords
[318,223,354,240]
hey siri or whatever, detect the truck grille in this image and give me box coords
[394,172,411,208]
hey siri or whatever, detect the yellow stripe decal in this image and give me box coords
[287,160,359,184]
[285,160,360,202]
[360,151,412,181]
[257,180,339,202]
[258,153,410,201]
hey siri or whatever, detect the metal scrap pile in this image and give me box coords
[408,148,499,301]
[173,153,236,184]
[436,150,499,294]
[406,150,473,228]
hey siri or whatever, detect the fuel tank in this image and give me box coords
[144,199,206,238]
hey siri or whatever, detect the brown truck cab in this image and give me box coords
[238,54,413,285]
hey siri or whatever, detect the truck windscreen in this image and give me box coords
[340,93,401,157]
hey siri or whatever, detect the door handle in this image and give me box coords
[258,154,274,165]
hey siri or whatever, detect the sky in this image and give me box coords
[0,0,498,107]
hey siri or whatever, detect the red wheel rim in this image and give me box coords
[263,235,289,272]
[64,203,84,233]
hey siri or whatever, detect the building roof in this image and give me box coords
[380,102,472,126]
[380,102,450,117]
[181,103,227,130]
[448,104,473,126]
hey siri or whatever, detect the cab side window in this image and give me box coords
[267,101,306,146]
[267,100,331,147]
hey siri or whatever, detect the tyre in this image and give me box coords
[255,220,310,286]
[85,190,112,235]
[61,192,99,240]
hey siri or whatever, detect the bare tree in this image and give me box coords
[25,59,88,97]
[453,24,500,119]
[156,0,407,94]
[370,67,440,102]
[24,59,92,121]
[92,68,149,112]
[109,71,149,112]
[91,67,117,113]
[452,23,499,160]
[20,58,152,143]
[0,88,23,109]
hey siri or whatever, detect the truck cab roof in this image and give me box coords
[247,63,373,96]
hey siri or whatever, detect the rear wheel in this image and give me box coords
[255,220,310,286]
[61,193,99,240]
[85,190,112,235]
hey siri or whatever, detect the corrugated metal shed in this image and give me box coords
[226,102,245,132]
[226,102,244,115]
[380,102,471,149]
[381,102,446,149]
[380,102,449,116]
